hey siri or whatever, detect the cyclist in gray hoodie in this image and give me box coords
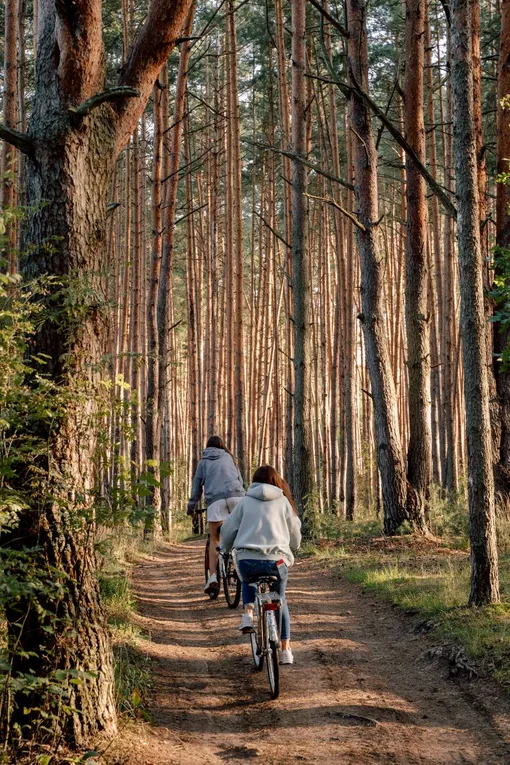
[187,435,245,594]
[220,464,301,665]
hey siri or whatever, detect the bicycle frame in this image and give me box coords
[249,578,282,698]
[252,581,282,653]
[258,589,281,644]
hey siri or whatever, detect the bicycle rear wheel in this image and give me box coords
[250,601,263,671]
[204,537,220,600]
[222,555,241,609]
[264,612,280,699]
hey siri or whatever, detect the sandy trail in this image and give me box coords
[114,541,510,764]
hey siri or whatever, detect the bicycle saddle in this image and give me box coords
[245,574,279,583]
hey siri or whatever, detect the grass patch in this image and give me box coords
[304,511,510,689]
[98,533,153,719]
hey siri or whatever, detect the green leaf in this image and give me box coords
[36,755,52,765]
[132,688,141,708]
[81,752,101,762]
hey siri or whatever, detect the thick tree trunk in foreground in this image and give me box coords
[4,0,193,745]
[291,0,314,513]
[346,0,419,534]
[451,0,500,605]
[404,0,431,529]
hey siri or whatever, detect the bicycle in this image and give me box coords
[218,547,242,609]
[201,516,241,608]
[246,573,282,699]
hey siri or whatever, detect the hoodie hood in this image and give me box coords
[202,447,226,460]
[247,482,284,501]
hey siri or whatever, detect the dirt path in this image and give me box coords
[114,541,510,765]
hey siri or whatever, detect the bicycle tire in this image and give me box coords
[204,537,220,600]
[222,555,241,609]
[264,612,280,699]
[250,601,264,671]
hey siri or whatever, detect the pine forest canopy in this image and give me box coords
[0,0,508,752]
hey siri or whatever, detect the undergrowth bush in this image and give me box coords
[0,272,158,760]
[427,480,470,543]
[97,538,152,720]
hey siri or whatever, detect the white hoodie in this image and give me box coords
[220,482,302,566]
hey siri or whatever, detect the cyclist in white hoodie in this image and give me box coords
[220,465,301,665]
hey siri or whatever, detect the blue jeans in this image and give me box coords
[237,559,290,640]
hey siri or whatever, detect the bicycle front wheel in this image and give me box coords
[223,555,241,609]
[264,612,280,699]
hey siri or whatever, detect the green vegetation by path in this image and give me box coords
[303,521,510,689]
[98,535,154,720]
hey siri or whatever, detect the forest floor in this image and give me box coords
[109,540,510,765]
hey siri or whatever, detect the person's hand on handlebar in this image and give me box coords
[186,504,196,516]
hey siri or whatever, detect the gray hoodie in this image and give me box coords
[220,482,302,566]
[187,447,245,510]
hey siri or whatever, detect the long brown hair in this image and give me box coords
[206,435,234,459]
[252,465,298,515]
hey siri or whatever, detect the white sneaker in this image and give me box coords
[238,614,255,633]
[204,574,219,594]
[280,649,294,665]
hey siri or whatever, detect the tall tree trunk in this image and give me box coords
[3,0,193,745]
[472,0,500,472]
[425,10,445,486]
[185,113,200,493]
[345,131,357,520]
[145,79,164,537]
[346,0,420,534]
[157,5,195,520]
[2,0,18,274]
[404,0,431,529]
[227,1,246,479]
[291,0,314,513]
[275,0,294,486]
[451,0,500,605]
[494,0,510,493]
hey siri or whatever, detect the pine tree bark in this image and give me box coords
[2,0,18,274]
[275,0,294,485]
[227,1,246,480]
[451,0,500,605]
[145,79,164,537]
[494,0,510,493]
[404,0,431,528]
[4,0,193,745]
[292,0,314,513]
[157,4,195,521]
[346,0,419,534]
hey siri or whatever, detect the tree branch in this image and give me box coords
[253,209,291,249]
[244,139,354,191]
[115,0,194,153]
[306,192,366,232]
[349,74,457,219]
[0,124,34,156]
[68,87,140,122]
[305,0,349,38]
[55,0,104,103]
[317,37,457,220]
